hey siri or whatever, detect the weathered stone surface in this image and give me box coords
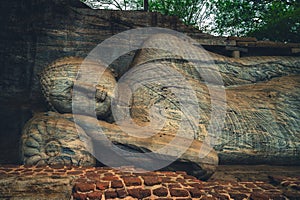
[0,175,74,200]
[0,0,203,105]
[36,111,218,180]
[1,0,300,166]
[214,54,300,86]
[130,34,300,165]
[210,165,300,182]
[76,115,217,180]
[40,57,116,120]
[132,34,300,87]
[219,75,300,164]
[21,113,96,166]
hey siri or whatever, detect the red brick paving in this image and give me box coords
[0,165,299,199]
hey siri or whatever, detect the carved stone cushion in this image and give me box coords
[21,112,218,180]
[21,113,96,166]
[40,57,116,120]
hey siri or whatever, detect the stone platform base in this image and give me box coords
[0,165,299,200]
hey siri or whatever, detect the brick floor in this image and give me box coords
[0,165,299,199]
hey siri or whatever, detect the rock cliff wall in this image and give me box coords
[0,0,205,164]
[0,0,299,165]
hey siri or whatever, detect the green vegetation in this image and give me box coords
[149,0,211,27]
[80,0,144,10]
[211,0,300,42]
[80,0,211,28]
[80,0,300,42]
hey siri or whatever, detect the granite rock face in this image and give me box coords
[22,111,218,180]
[219,75,300,164]
[0,0,204,164]
[31,44,218,179]
[0,175,74,200]
[21,113,96,166]
[1,0,300,166]
[22,34,300,169]
[130,34,300,165]
[40,57,116,120]
[132,34,300,87]
[213,55,300,86]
